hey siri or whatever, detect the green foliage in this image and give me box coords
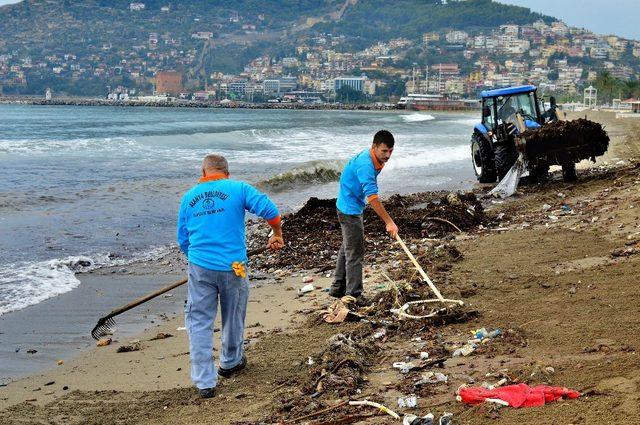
[595,71,640,103]
[335,86,367,103]
[312,0,554,41]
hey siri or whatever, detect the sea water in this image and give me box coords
[0,105,477,316]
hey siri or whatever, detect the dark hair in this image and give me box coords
[373,130,395,147]
[549,96,556,106]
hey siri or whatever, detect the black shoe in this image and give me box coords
[218,355,247,378]
[354,295,371,307]
[198,387,216,398]
[328,285,345,298]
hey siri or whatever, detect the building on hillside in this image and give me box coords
[229,80,248,96]
[279,76,298,93]
[263,79,280,95]
[334,76,367,92]
[130,3,145,11]
[154,71,183,95]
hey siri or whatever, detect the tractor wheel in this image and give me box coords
[562,161,577,182]
[494,144,517,181]
[471,135,496,183]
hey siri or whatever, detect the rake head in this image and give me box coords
[91,316,116,340]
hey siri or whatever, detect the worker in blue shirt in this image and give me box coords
[330,130,399,306]
[177,154,283,398]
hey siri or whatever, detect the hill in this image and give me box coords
[0,0,558,95]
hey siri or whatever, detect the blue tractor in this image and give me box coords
[471,85,580,183]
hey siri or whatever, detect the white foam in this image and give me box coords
[0,246,172,316]
[385,144,469,169]
[401,113,436,123]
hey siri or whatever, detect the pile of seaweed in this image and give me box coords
[248,192,488,271]
[523,118,609,159]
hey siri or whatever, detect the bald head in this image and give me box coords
[202,154,229,176]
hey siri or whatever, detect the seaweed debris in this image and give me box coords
[523,118,609,159]
[248,192,487,272]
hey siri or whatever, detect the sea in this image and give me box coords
[0,104,478,318]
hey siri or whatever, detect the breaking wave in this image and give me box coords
[257,160,345,192]
[0,246,172,316]
[401,113,436,123]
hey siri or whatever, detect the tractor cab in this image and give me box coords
[477,85,542,137]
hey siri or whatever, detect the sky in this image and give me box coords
[0,0,637,40]
[498,0,639,40]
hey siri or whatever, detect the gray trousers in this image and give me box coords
[185,263,249,389]
[332,211,364,297]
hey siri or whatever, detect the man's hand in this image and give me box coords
[268,235,284,250]
[386,221,399,239]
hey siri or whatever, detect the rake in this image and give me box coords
[391,234,464,319]
[91,245,269,340]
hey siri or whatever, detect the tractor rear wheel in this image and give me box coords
[494,144,517,181]
[471,135,496,183]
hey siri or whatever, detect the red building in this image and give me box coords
[155,71,183,95]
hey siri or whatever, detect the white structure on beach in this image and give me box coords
[584,85,597,108]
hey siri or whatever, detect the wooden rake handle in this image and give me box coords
[395,234,445,301]
[102,246,269,319]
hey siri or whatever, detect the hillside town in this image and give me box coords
[0,3,639,107]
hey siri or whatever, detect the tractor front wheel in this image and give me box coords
[471,135,496,183]
[494,145,517,181]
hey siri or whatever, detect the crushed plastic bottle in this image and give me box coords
[372,328,387,339]
[393,361,417,373]
[397,394,418,409]
[453,343,476,357]
[403,413,434,425]
[416,371,448,385]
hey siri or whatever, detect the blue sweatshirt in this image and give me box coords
[177,174,280,271]
[336,148,384,215]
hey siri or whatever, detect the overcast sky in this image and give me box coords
[0,0,637,40]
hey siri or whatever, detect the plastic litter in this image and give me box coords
[439,412,453,425]
[457,383,580,408]
[372,328,387,339]
[488,153,526,198]
[403,413,434,425]
[393,361,417,373]
[298,283,314,295]
[453,343,476,357]
[416,371,448,385]
[302,276,314,283]
[397,394,418,409]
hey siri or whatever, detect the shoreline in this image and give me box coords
[1,111,639,423]
[0,96,478,111]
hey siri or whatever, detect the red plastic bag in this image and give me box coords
[458,383,580,408]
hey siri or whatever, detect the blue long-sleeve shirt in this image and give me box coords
[177,174,280,271]
[336,148,384,215]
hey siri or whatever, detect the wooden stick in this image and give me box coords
[424,216,462,233]
[280,400,349,424]
[395,234,444,301]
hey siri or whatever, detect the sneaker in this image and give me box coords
[198,387,216,399]
[328,286,345,298]
[218,354,247,378]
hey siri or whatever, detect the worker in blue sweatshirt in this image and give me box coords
[330,130,399,306]
[177,154,283,398]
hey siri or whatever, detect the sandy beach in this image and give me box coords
[1,111,639,424]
